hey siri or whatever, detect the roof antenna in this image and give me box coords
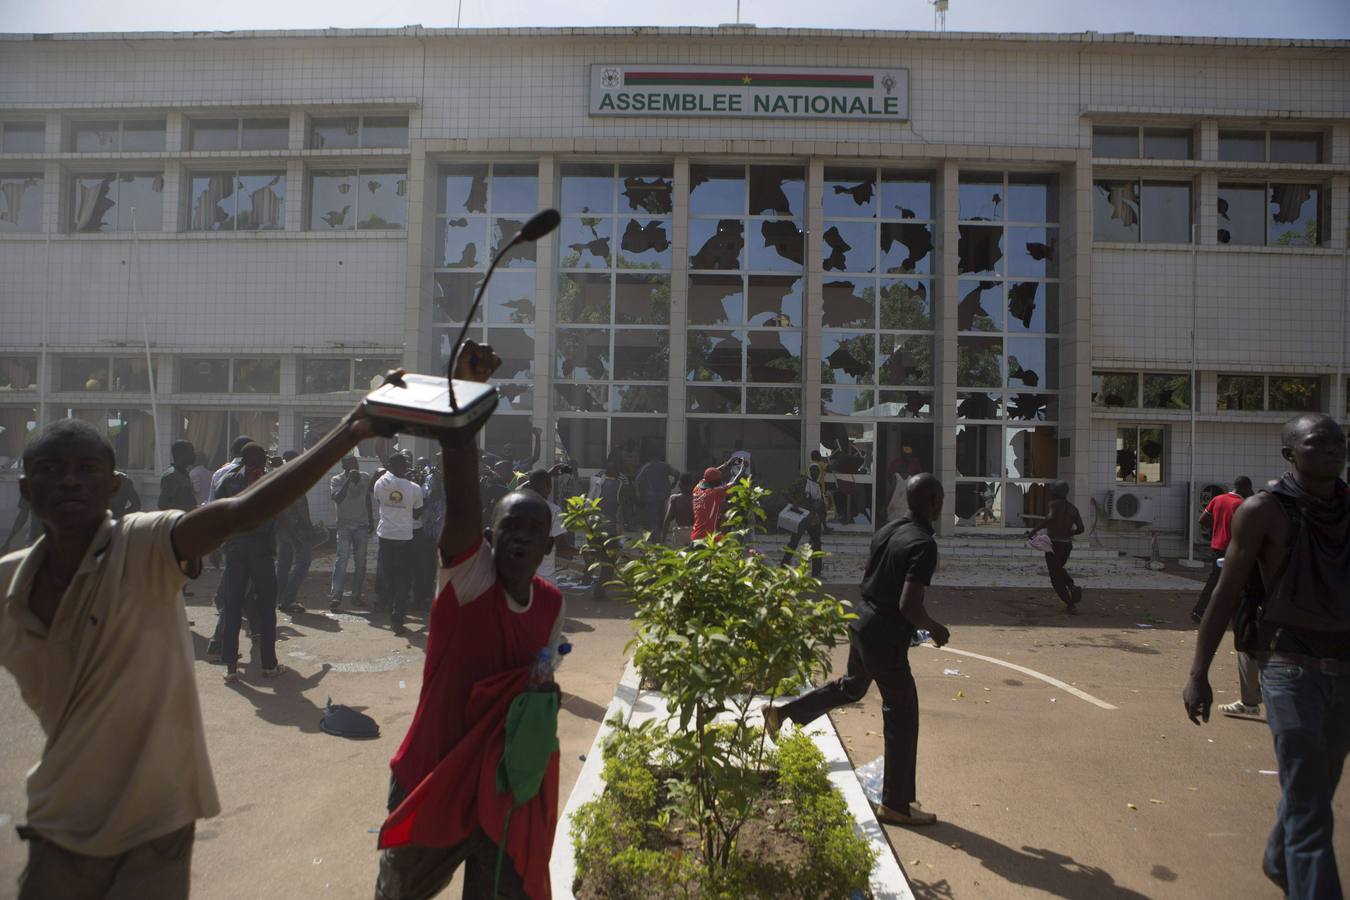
[931,0,949,32]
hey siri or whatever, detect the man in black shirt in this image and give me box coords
[766,473,950,827]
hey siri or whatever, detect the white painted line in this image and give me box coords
[922,645,1118,710]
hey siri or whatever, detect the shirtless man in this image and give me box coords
[1183,414,1350,899]
[1042,481,1084,613]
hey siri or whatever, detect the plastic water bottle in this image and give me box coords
[528,648,555,688]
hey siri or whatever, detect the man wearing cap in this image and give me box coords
[692,458,742,542]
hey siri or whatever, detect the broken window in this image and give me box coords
[1092,180,1139,242]
[232,359,281,394]
[1217,374,1264,411]
[0,121,44,153]
[70,172,164,233]
[188,171,285,231]
[0,174,43,232]
[300,358,353,394]
[179,358,230,393]
[1006,426,1058,479]
[1216,184,1265,245]
[1093,179,1191,243]
[1116,426,1165,484]
[1092,372,1139,408]
[72,118,165,152]
[1268,184,1321,247]
[1142,373,1189,410]
[0,357,38,391]
[1269,376,1323,413]
[309,168,407,231]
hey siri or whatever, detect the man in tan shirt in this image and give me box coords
[0,390,392,899]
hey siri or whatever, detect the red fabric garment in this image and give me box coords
[379,667,560,900]
[1207,492,1244,551]
[692,484,730,540]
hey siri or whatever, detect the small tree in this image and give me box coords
[563,481,853,872]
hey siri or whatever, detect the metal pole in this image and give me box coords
[457,0,462,28]
[1180,221,1202,568]
[130,208,163,475]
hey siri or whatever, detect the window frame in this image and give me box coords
[1091,125,1194,161]
[297,356,401,395]
[184,168,287,232]
[1114,425,1168,486]
[307,114,410,150]
[1092,177,1194,244]
[56,354,156,393]
[67,170,165,233]
[68,118,167,153]
[0,172,44,233]
[1218,128,1326,165]
[1216,180,1324,247]
[188,116,290,152]
[0,121,46,154]
[1091,370,1190,410]
[307,167,408,232]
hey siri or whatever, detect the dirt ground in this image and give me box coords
[0,563,1346,899]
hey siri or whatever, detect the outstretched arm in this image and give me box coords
[438,341,501,563]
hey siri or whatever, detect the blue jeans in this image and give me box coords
[1261,657,1350,899]
[218,542,278,672]
[275,533,312,608]
[330,524,369,601]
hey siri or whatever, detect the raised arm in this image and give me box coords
[525,427,542,468]
[438,341,501,563]
[1183,495,1276,725]
[173,387,397,561]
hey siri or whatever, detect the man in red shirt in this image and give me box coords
[691,458,742,541]
[1191,476,1259,717]
[376,341,564,900]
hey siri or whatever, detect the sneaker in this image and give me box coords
[329,598,342,612]
[285,603,306,615]
[763,704,783,741]
[1070,586,1083,608]
[1219,701,1261,718]
[392,624,407,637]
[261,664,289,678]
[223,671,242,685]
[874,802,937,827]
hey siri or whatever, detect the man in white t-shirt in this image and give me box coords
[524,467,575,582]
[373,454,424,635]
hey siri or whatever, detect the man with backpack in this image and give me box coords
[1183,414,1350,899]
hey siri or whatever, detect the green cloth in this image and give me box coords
[495,689,560,805]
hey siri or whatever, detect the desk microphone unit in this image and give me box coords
[362,209,561,439]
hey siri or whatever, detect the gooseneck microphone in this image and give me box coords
[448,208,561,411]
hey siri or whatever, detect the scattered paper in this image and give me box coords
[1149,799,1165,805]
[1259,769,1278,775]
[313,857,323,865]
[1135,623,1154,629]
[1127,803,1138,810]
[398,680,406,689]
[943,668,962,676]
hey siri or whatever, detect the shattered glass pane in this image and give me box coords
[613,330,670,381]
[1006,282,1057,333]
[879,279,931,330]
[879,335,932,387]
[687,330,743,382]
[440,164,489,214]
[956,425,1002,477]
[492,216,535,266]
[615,274,670,325]
[437,215,488,267]
[230,358,279,394]
[487,328,535,380]
[555,384,609,413]
[878,391,934,418]
[189,173,236,231]
[486,271,536,324]
[1216,374,1263,411]
[957,280,1002,333]
[689,219,744,270]
[352,358,398,392]
[116,173,163,231]
[235,173,285,231]
[748,166,804,216]
[1091,372,1138,408]
[556,418,607,468]
[746,331,801,384]
[491,165,539,214]
[1137,428,1164,484]
[561,164,613,213]
[300,358,351,394]
[957,224,1003,275]
[1006,427,1058,479]
[957,391,1003,420]
[1216,184,1264,245]
[821,332,875,385]
[824,168,878,218]
[688,274,743,325]
[1008,393,1056,422]
[0,174,43,233]
[614,384,668,414]
[954,481,1002,527]
[880,173,932,220]
[1006,482,1052,528]
[747,276,802,327]
[687,386,741,414]
[178,358,229,393]
[616,218,671,268]
[957,337,1002,388]
[821,388,875,417]
[561,216,613,268]
[73,120,120,152]
[310,171,358,232]
[822,280,874,328]
[555,329,609,380]
[310,118,360,150]
[749,219,804,271]
[432,273,483,323]
[959,176,1003,221]
[619,165,674,215]
[1007,227,1058,277]
[1007,175,1058,223]
[879,221,933,274]
[747,387,801,415]
[557,273,610,324]
[821,222,875,273]
[689,165,744,216]
[1007,338,1058,390]
[1092,180,1139,242]
[1268,184,1319,247]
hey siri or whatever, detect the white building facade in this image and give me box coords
[0,26,1346,553]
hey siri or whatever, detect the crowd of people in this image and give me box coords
[0,334,1346,899]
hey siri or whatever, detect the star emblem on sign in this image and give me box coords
[601,67,621,88]
[882,74,896,95]
[741,74,753,85]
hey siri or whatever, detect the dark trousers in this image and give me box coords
[641,499,665,537]
[375,777,528,900]
[1045,541,1076,606]
[18,823,194,900]
[1192,553,1223,621]
[782,513,824,578]
[219,542,278,672]
[1260,659,1350,899]
[276,532,313,608]
[379,537,416,629]
[410,529,437,610]
[779,629,919,809]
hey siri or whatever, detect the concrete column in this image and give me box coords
[533,155,557,456]
[935,160,959,535]
[1198,120,1218,163]
[44,111,62,153]
[401,140,433,382]
[43,161,61,235]
[284,160,305,232]
[667,156,690,472]
[165,112,185,153]
[801,157,824,470]
[158,164,180,233]
[1061,153,1094,520]
[289,110,307,152]
[1196,171,1218,247]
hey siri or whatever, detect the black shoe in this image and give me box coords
[392,624,407,636]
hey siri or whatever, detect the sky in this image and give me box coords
[1,0,1347,38]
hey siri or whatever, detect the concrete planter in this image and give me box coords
[550,659,914,900]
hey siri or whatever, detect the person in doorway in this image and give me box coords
[766,473,950,827]
[329,455,372,611]
[1043,481,1085,613]
[374,453,424,636]
[661,472,697,547]
[524,465,576,583]
[691,458,742,542]
[1192,476,1255,622]
[158,441,199,513]
[376,341,564,900]
[783,455,827,578]
[1183,414,1350,900]
[274,451,315,614]
[0,400,390,899]
[634,453,679,537]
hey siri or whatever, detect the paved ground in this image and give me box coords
[0,559,1346,899]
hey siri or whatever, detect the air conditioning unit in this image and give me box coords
[1105,489,1155,523]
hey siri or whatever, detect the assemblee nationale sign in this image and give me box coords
[589,65,909,122]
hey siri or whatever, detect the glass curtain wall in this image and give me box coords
[554,163,673,477]
[954,172,1061,528]
[686,164,806,502]
[820,167,937,529]
[433,162,540,460]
